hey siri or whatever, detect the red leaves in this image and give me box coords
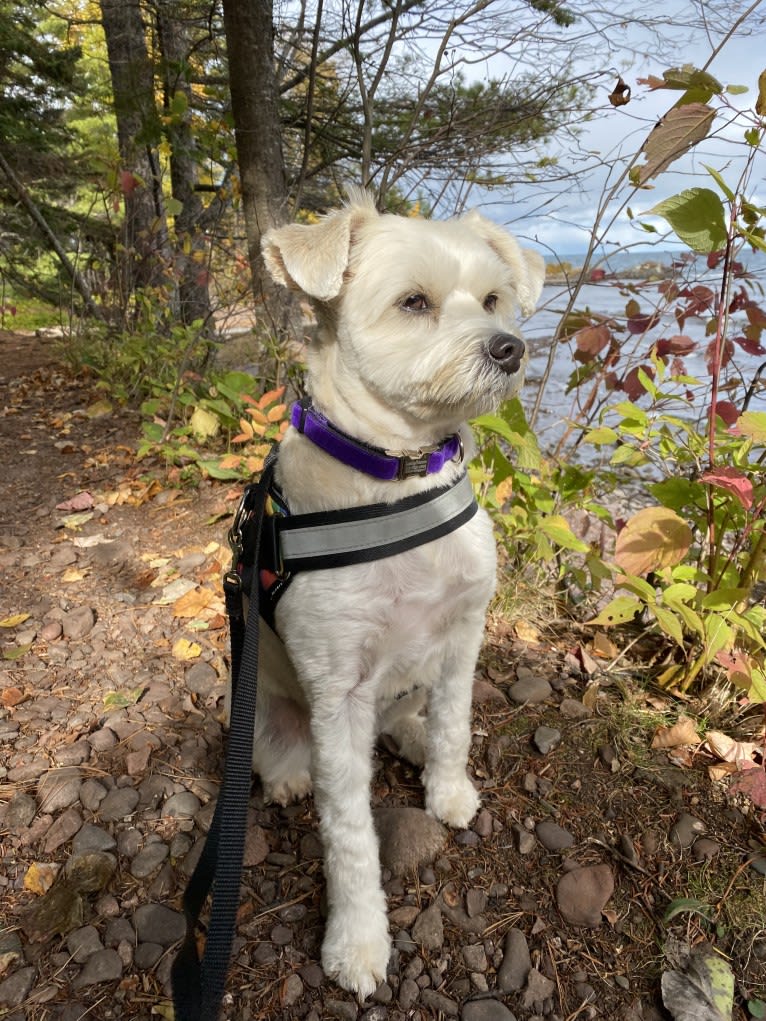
[656,334,696,357]
[700,466,753,509]
[574,324,611,362]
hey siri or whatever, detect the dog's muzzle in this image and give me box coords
[487,332,525,375]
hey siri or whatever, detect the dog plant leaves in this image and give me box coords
[639,104,716,184]
[649,187,727,253]
[661,947,734,1021]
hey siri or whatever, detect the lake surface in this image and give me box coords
[521,256,766,454]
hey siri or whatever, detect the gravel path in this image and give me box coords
[1,337,764,1021]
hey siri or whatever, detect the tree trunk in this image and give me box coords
[99,0,170,311]
[221,0,297,339]
[155,0,213,331]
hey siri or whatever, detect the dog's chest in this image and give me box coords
[278,509,496,691]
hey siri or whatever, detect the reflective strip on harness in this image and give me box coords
[276,471,477,572]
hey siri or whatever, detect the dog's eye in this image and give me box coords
[483,293,498,313]
[402,293,430,313]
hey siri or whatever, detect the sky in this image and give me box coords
[485,4,766,256]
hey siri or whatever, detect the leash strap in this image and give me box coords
[171,456,275,1021]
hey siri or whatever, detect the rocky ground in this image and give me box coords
[1,328,765,1021]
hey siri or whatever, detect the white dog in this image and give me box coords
[243,193,544,998]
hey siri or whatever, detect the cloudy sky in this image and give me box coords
[489,5,766,256]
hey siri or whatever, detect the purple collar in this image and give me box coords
[290,399,464,481]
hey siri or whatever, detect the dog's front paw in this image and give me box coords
[425,773,480,828]
[262,771,313,806]
[322,909,390,1000]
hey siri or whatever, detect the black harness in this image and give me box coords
[171,444,478,1021]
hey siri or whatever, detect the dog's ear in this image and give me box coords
[461,210,545,316]
[261,212,353,301]
[262,199,377,301]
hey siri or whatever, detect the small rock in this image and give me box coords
[420,989,458,1016]
[532,727,562,755]
[462,1002,518,1021]
[497,927,531,992]
[473,809,494,838]
[5,792,36,828]
[374,806,447,876]
[184,660,220,695]
[131,842,170,878]
[462,944,488,972]
[669,813,705,848]
[559,698,591,720]
[41,620,64,642]
[66,925,103,963]
[325,1000,359,1020]
[465,888,487,917]
[72,824,116,857]
[134,943,163,969]
[37,767,83,813]
[280,973,304,1007]
[65,852,117,893]
[535,819,574,852]
[98,787,139,822]
[508,675,552,705]
[0,966,36,1007]
[556,864,614,927]
[162,792,201,819]
[133,904,185,946]
[62,607,96,640]
[521,967,555,1010]
[512,824,536,855]
[691,838,720,862]
[44,807,83,852]
[411,904,444,950]
[73,948,123,989]
[398,977,420,1008]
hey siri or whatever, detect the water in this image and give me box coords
[521,253,766,454]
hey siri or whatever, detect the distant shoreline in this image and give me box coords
[544,258,673,285]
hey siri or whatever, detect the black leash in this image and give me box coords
[170,455,275,1021]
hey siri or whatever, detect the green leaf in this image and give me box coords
[725,84,749,95]
[587,596,642,627]
[663,897,714,922]
[732,410,766,443]
[537,515,590,552]
[583,426,618,445]
[702,614,733,664]
[702,163,735,201]
[756,68,766,117]
[649,187,728,253]
[616,572,657,602]
[669,600,705,638]
[747,999,766,1020]
[197,459,247,480]
[651,604,685,646]
[700,587,749,611]
[166,196,183,217]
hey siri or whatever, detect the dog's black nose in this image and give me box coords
[487,332,525,374]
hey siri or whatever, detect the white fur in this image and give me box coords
[238,197,544,998]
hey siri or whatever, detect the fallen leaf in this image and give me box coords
[0,613,30,628]
[729,766,766,809]
[513,619,540,644]
[55,491,95,512]
[172,638,202,661]
[708,761,738,781]
[662,947,734,1021]
[103,687,145,710]
[58,511,94,530]
[61,568,86,583]
[704,730,760,764]
[84,399,113,418]
[24,862,60,896]
[172,586,215,619]
[591,632,619,659]
[582,681,601,709]
[651,714,701,749]
[1,686,26,707]
[2,644,32,661]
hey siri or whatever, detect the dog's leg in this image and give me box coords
[421,619,484,828]
[252,692,313,805]
[378,687,427,767]
[311,687,390,999]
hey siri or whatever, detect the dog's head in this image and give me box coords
[262,194,545,426]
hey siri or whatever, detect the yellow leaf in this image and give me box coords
[650,714,701,749]
[61,568,86,583]
[591,632,619,658]
[85,399,113,418]
[615,506,691,576]
[172,637,202,660]
[267,403,287,422]
[24,862,60,895]
[172,587,215,618]
[495,477,514,504]
[513,619,540,644]
[237,417,254,439]
[0,613,30,628]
